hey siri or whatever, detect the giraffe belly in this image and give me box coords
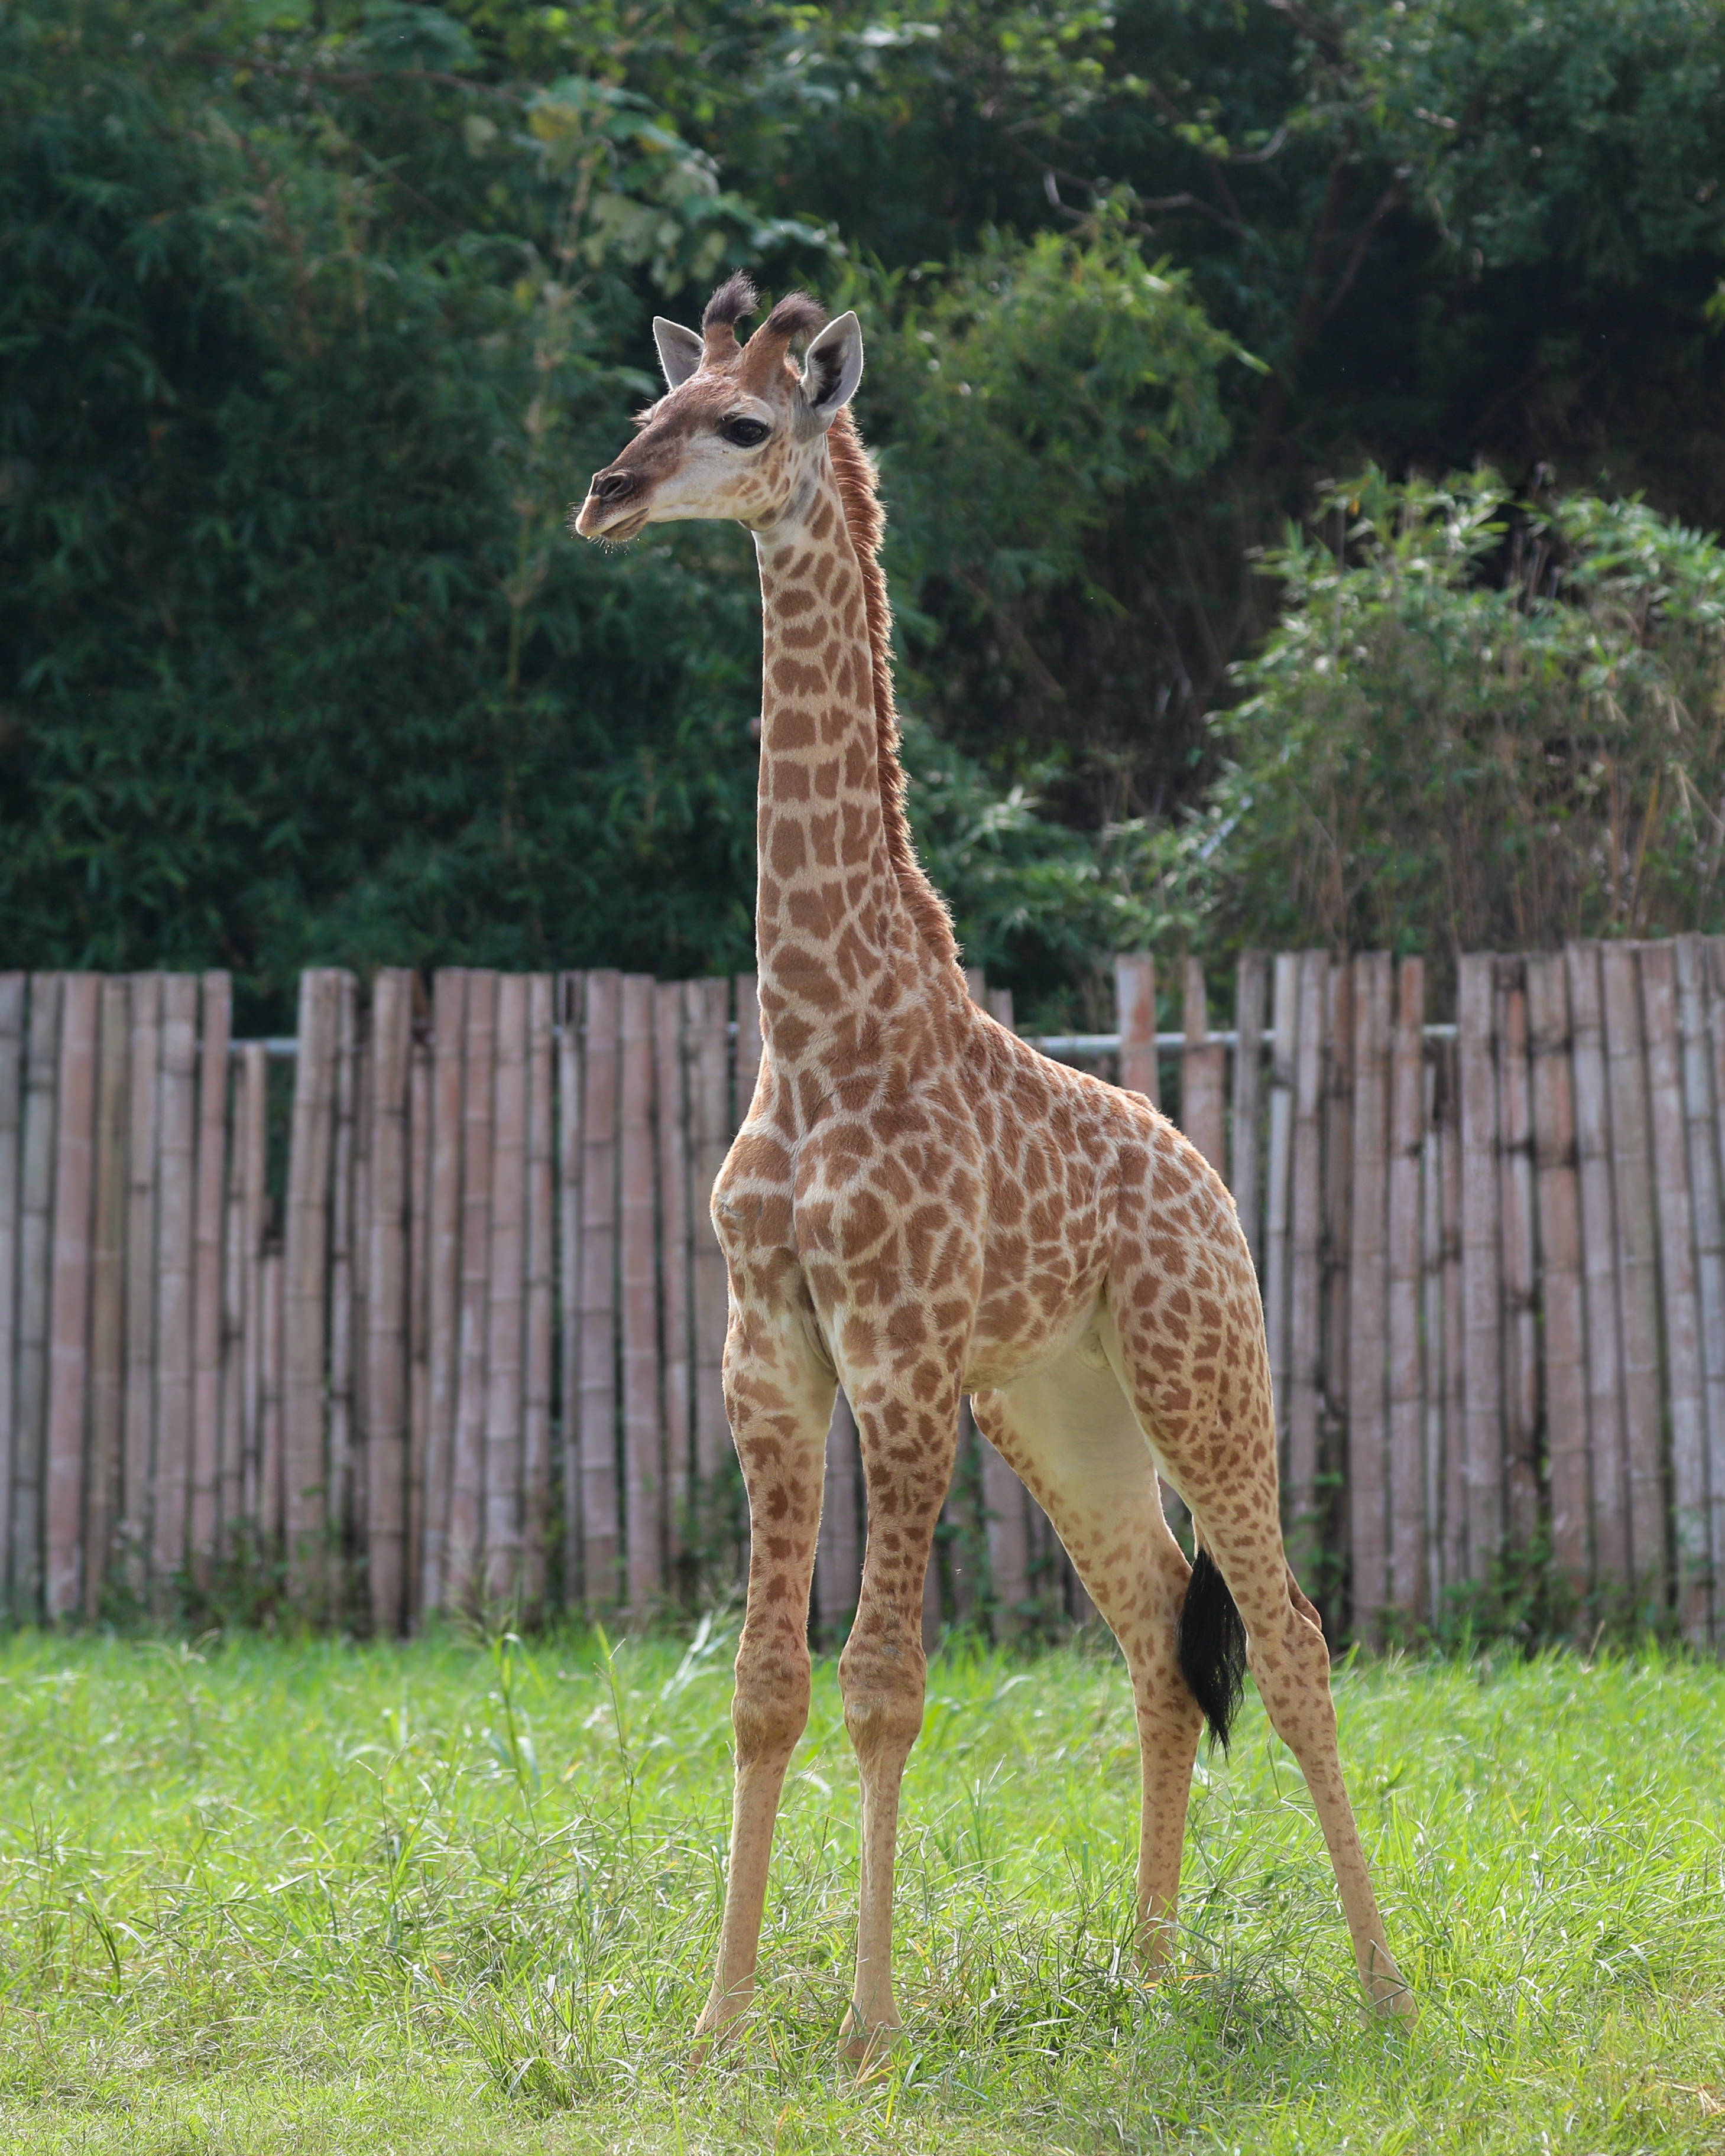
[962,1287,1106,1395]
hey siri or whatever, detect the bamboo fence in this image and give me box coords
[2,942,1723,1645]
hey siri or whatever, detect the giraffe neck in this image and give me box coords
[752,460,961,1071]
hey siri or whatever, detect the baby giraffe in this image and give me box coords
[573,275,1413,2056]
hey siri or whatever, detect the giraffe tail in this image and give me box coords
[1178,1543,1247,1752]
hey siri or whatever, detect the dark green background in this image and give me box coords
[6,0,1723,1027]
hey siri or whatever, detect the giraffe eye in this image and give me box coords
[719,415,771,448]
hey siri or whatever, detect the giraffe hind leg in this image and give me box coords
[1098,1285,1416,2021]
[971,1346,1202,1971]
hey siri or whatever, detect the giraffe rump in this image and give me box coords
[1178,1545,1247,1751]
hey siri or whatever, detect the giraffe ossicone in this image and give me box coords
[573,275,1413,2057]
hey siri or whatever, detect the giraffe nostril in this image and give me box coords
[591,470,638,505]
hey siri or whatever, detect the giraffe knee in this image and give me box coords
[837,1637,926,1769]
[732,1631,812,1764]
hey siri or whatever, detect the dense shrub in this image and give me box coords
[5,0,1725,1017]
[1170,472,1725,959]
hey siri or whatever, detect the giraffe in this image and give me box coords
[573,274,1414,2057]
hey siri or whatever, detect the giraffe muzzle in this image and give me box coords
[575,467,648,540]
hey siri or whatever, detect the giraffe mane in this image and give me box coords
[824,408,959,966]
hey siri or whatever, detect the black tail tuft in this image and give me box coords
[1178,1545,1247,1752]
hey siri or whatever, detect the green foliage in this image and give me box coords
[0,0,797,1020]
[1175,470,1725,957]
[1340,0,1725,284]
[861,210,1249,600]
[2,1631,1724,2151]
[7,0,1725,1014]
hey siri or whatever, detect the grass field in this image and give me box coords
[0,1622,1721,2155]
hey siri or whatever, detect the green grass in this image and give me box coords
[0,1622,1721,2154]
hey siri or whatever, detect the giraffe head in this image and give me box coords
[572,274,864,543]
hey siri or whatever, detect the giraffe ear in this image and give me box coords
[800,311,864,424]
[653,317,705,390]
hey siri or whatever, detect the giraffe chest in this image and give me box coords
[711,1057,1120,1387]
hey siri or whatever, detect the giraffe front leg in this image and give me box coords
[690,1300,834,2060]
[836,1378,961,2063]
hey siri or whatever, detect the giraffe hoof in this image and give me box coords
[838,2006,902,2067]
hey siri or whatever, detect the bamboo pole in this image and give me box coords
[1230,952,1268,1268]
[653,980,692,1589]
[1114,954,1159,1106]
[238,1041,268,1535]
[44,975,98,1621]
[449,970,498,1608]
[1419,1054,1446,1620]
[734,972,764,1126]
[1386,957,1425,1619]
[0,975,22,1605]
[1566,943,1628,1590]
[1640,940,1706,1639]
[15,975,63,1613]
[1263,953,1298,1480]
[688,977,732,1500]
[1668,939,1720,1641]
[580,970,622,1605]
[283,968,341,1613]
[1318,959,1355,1619]
[979,1423,1030,1644]
[189,973,231,1582]
[1285,952,1326,1569]
[1181,957,1226,1173]
[1495,963,1541,1554]
[350,1031,372,1595]
[366,969,413,1635]
[325,973,360,1596]
[1456,952,1503,1583]
[816,1390,863,1637]
[556,973,584,1611]
[260,1241,285,1558]
[1438,1044,1468,1597]
[1677,933,1725,1638]
[217,1030,245,1556]
[1029,1495,1061,1634]
[1598,942,1665,1603]
[1346,952,1392,1638]
[86,978,129,1616]
[150,975,199,1606]
[120,975,160,1594]
[420,971,467,1614]
[405,992,433,1627]
[620,975,661,1616]
[942,1404,981,1631]
[1703,937,1725,1642]
[482,972,528,1607]
[1525,953,1590,1601]
[521,975,555,1619]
